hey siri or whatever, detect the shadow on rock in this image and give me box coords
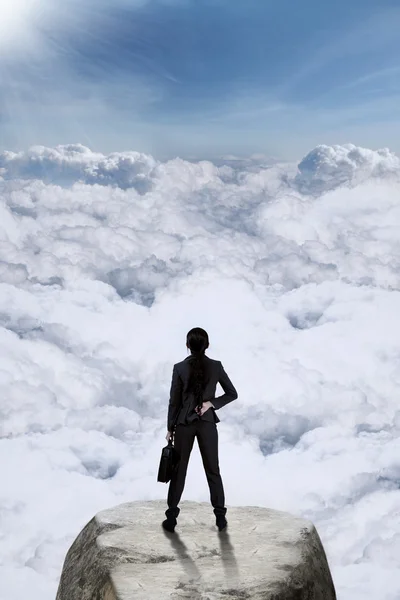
[218,529,240,584]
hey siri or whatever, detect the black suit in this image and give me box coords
[166,354,238,520]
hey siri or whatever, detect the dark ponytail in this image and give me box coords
[186,327,209,413]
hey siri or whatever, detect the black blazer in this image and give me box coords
[167,354,238,431]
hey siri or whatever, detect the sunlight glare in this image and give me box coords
[0,0,43,48]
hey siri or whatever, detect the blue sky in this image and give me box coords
[1,0,400,159]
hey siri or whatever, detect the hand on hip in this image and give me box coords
[195,401,213,417]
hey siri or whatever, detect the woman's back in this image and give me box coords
[170,354,238,427]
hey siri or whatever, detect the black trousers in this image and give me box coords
[166,419,227,519]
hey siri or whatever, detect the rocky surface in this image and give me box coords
[55,500,336,600]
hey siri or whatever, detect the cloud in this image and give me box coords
[0,144,158,190]
[295,144,400,194]
[1,142,400,600]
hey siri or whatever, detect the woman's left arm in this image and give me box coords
[167,364,183,432]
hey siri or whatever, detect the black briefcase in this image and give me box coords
[157,436,180,483]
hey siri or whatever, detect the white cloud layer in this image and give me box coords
[1,142,400,600]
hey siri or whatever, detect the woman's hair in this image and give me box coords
[186,327,209,413]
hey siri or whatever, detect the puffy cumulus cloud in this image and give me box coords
[0,144,158,191]
[1,142,400,600]
[295,143,400,194]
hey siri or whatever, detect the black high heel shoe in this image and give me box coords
[162,517,177,533]
[216,515,227,531]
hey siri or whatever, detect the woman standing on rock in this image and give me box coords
[163,327,238,533]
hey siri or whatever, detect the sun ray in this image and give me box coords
[0,0,46,49]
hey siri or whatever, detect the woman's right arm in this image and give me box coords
[167,365,183,431]
[212,362,238,410]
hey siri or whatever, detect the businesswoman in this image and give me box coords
[163,327,238,533]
